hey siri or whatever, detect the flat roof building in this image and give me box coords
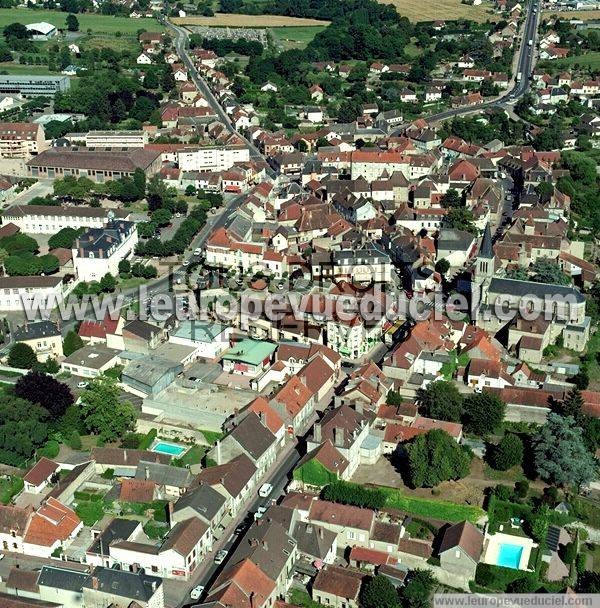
[0,75,70,97]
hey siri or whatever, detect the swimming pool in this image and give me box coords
[496,543,523,569]
[151,441,188,457]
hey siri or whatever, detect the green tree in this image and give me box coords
[561,387,584,420]
[361,575,399,608]
[8,342,37,369]
[435,259,450,275]
[79,377,137,442]
[48,227,81,250]
[63,329,84,357]
[416,380,463,422]
[100,273,116,293]
[66,13,79,31]
[441,188,462,208]
[14,371,74,419]
[406,430,471,488]
[578,571,600,593]
[531,258,570,286]
[462,392,505,435]
[444,208,478,235]
[401,570,436,608]
[532,413,597,488]
[490,433,523,471]
[118,259,131,276]
[151,208,172,227]
[0,395,48,466]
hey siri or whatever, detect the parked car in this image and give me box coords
[254,505,268,520]
[214,550,227,564]
[77,381,89,389]
[258,483,273,497]
[190,585,204,600]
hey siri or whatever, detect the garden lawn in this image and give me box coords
[571,496,600,529]
[381,487,484,522]
[0,63,53,75]
[539,52,600,71]
[172,444,207,468]
[0,476,23,504]
[288,590,327,608]
[270,26,327,50]
[201,429,224,444]
[75,500,106,525]
[0,8,163,34]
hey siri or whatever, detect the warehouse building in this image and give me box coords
[0,75,70,96]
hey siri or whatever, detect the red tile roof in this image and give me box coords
[23,457,58,487]
[349,546,396,565]
[24,498,80,547]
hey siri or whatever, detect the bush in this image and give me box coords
[514,480,529,500]
[322,480,386,510]
[65,430,82,450]
[138,428,157,450]
[37,439,59,459]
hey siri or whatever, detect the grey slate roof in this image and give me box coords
[479,223,493,259]
[12,321,60,342]
[37,566,90,592]
[87,518,140,556]
[488,277,585,303]
[173,483,226,522]
[82,566,162,602]
[229,413,276,462]
[135,461,194,488]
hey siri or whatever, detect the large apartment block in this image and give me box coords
[0,122,48,159]
[0,75,70,96]
[68,130,149,148]
[177,145,250,173]
[26,147,162,182]
[0,276,71,311]
[3,204,130,234]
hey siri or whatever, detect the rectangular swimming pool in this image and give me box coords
[496,543,523,569]
[151,441,187,457]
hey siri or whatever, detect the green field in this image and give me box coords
[270,25,327,50]
[0,63,53,74]
[0,8,163,34]
[540,51,600,71]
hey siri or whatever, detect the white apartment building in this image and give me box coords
[3,204,130,234]
[0,276,72,312]
[84,130,149,148]
[73,220,138,282]
[177,145,250,173]
[0,122,48,158]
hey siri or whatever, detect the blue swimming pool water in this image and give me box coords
[496,543,523,569]
[151,441,187,456]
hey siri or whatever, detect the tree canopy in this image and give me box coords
[79,377,137,442]
[14,371,74,419]
[405,429,471,488]
[361,575,399,608]
[8,342,37,369]
[63,330,84,357]
[462,392,505,436]
[490,433,523,471]
[416,380,463,422]
[532,413,596,488]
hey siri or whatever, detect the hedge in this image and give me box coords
[322,481,386,510]
[138,428,157,451]
[475,563,525,591]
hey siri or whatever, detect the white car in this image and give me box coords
[190,585,204,600]
[194,248,202,256]
[214,550,227,564]
[77,381,89,389]
[254,505,268,520]
[182,260,189,267]
[258,483,273,498]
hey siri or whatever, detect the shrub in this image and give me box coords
[322,480,386,510]
[37,439,59,459]
[490,434,523,471]
[138,428,157,450]
[475,564,525,591]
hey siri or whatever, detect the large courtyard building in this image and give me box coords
[26,147,162,182]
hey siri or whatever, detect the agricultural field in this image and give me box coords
[540,51,600,71]
[0,8,163,34]
[380,0,497,22]
[542,9,600,21]
[171,13,329,27]
[270,25,327,50]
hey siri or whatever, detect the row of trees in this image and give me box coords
[416,381,506,435]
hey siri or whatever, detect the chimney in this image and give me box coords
[250,591,255,608]
[132,563,139,573]
[334,426,344,447]
[262,540,268,551]
[313,422,322,443]
[216,440,222,465]
[123,450,127,463]
[319,526,324,539]
[258,410,266,425]
[355,401,364,415]
[92,576,99,590]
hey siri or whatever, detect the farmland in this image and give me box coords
[540,51,600,71]
[542,9,600,21]
[0,8,162,34]
[380,0,497,22]
[171,13,329,27]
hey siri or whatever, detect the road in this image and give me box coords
[171,445,303,607]
[162,16,267,166]
[405,0,540,127]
